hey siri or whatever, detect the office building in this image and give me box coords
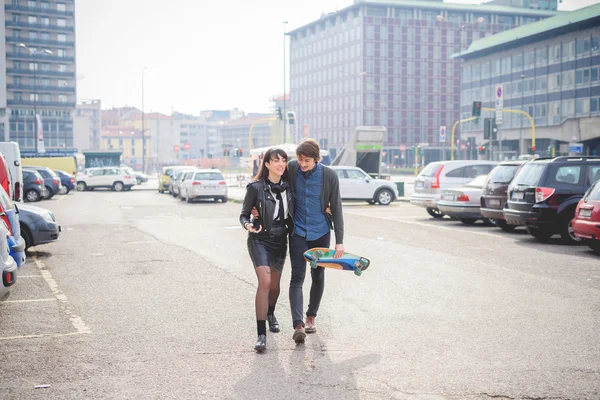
[74,99,101,150]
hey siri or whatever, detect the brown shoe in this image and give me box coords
[305,316,316,333]
[292,325,306,343]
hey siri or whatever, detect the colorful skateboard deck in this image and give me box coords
[303,248,370,277]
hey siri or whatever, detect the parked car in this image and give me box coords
[411,160,498,218]
[331,166,398,205]
[480,160,526,232]
[0,141,24,202]
[23,166,62,199]
[0,220,18,300]
[22,170,46,202]
[76,167,137,192]
[179,169,228,203]
[437,175,491,225]
[0,187,25,267]
[503,156,600,244]
[18,203,61,250]
[171,168,197,198]
[0,154,13,200]
[573,180,600,254]
[55,170,75,194]
[133,171,148,185]
[160,166,192,194]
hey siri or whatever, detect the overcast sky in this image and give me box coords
[75,0,599,115]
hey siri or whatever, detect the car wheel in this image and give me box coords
[426,207,445,219]
[65,187,71,194]
[59,186,68,195]
[560,213,582,245]
[460,218,477,225]
[45,186,54,199]
[137,178,142,185]
[25,190,40,202]
[526,226,553,242]
[482,218,495,227]
[186,193,192,203]
[113,181,124,192]
[493,219,517,232]
[366,200,376,205]
[20,224,32,251]
[221,197,228,203]
[588,241,600,255]
[172,190,178,198]
[376,189,393,206]
[77,182,87,192]
[158,188,164,194]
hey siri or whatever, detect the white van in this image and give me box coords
[0,142,23,202]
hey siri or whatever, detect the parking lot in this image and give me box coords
[1,187,599,399]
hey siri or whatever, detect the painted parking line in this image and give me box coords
[33,256,91,335]
[15,275,44,278]
[0,331,88,341]
[1,298,55,304]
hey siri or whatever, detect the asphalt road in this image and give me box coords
[1,188,599,400]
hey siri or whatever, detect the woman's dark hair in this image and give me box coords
[253,148,289,182]
[296,138,321,161]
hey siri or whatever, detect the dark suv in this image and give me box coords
[503,156,600,244]
[480,160,526,232]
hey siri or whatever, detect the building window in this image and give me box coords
[28,16,37,24]
[57,34,66,42]
[57,3,66,12]
[41,1,49,9]
[41,17,49,25]
[28,1,36,8]
[58,64,67,72]
[591,98,599,113]
[58,95,67,103]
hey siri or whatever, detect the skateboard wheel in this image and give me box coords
[315,250,324,257]
[359,258,370,270]
[310,260,318,269]
[354,269,362,277]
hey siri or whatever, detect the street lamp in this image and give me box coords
[283,21,288,144]
[141,66,148,173]
[19,43,52,154]
[519,73,525,155]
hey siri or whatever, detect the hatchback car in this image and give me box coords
[480,160,526,232]
[331,166,398,205]
[55,170,75,194]
[0,220,17,300]
[180,169,228,203]
[22,170,46,202]
[18,203,61,250]
[411,160,498,218]
[76,167,137,192]
[23,166,62,199]
[572,181,600,254]
[503,156,600,244]
[437,175,491,225]
[171,168,197,198]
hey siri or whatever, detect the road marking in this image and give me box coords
[0,331,89,341]
[1,298,55,304]
[16,275,43,278]
[56,195,66,202]
[33,256,91,335]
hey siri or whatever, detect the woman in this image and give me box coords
[240,148,294,353]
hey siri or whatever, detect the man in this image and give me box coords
[286,139,344,343]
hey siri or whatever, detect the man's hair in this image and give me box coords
[296,138,321,161]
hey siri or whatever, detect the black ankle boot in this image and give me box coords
[254,334,267,352]
[267,314,280,333]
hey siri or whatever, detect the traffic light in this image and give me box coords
[233,148,239,157]
[223,149,228,157]
[472,101,482,117]
[287,111,295,125]
[239,148,243,157]
[478,145,486,155]
[483,118,498,141]
[276,107,283,120]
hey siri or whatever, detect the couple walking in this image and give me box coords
[239,138,345,352]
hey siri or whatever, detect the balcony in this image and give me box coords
[6,52,75,63]
[6,68,75,78]
[6,36,75,47]
[7,84,75,93]
[4,4,74,17]
[6,20,75,33]
[7,99,76,109]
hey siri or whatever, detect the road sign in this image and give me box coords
[183,142,191,151]
[495,84,503,125]
[569,143,583,153]
[173,145,180,152]
[439,126,446,142]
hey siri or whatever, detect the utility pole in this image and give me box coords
[283,21,288,144]
[141,67,147,173]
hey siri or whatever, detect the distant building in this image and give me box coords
[485,0,558,11]
[456,3,600,156]
[288,0,559,162]
[100,126,150,170]
[74,99,101,150]
[0,0,77,151]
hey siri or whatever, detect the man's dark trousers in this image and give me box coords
[289,232,331,328]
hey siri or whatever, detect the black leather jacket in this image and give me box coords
[240,179,294,237]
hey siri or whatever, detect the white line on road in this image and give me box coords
[33,256,91,335]
[1,298,55,304]
[0,331,89,341]
[16,275,43,278]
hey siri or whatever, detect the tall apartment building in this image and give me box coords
[288,0,558,163]
[0,0,76,153]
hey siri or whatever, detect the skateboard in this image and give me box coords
[303,248,370,276]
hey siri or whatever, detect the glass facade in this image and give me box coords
[289,3,554,161]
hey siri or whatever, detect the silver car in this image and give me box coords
[437,175,491,225]
[0,220,17,300]
[179,169,228,203]
[411,160,498,218]
[330,166,398,205]
[171,168,197,198]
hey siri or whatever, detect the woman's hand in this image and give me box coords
[246,222,263,234]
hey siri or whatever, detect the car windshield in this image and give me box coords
[488,165,520,184]
[47,169,58,177]
[165,168,174,176]
[465,175,489,188]
[584,181,600,201]
[509,163,546,188]
[194,172,224,181]
[419,162,442,177]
